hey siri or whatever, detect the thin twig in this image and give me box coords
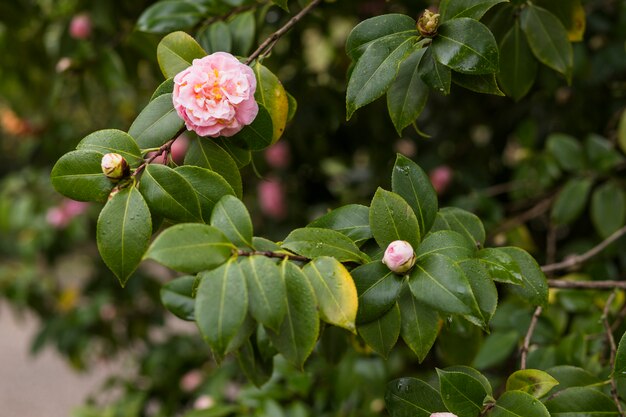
[542,225,626,273]
[237,249,309,263]
[489,196,553,237]
[132,126,186,178]
[602,291,625,416]
[244,0,322,65]
[520,306,543,370]
[548,279,626,290]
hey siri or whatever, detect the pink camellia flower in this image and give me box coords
[430,413,459,417]
[69,14,92,40]
[258,177,287,220]
[46,199,89,229]
[264,141,291,169]
[382,240,416,274]
[429,165,453,195]
[173,52,258,138]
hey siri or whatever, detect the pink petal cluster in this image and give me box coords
[429,165,453,195]
[258,177,287,220]
[382,240,416,274]
[430,413,459,417]
[264,141,291,169]
[69,14,92,39]
[173,53,258,138]
[46,199,90,229]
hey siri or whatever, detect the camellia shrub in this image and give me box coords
[4,0,626,415]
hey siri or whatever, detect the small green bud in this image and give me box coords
[101,153,130,180]
[417,9,440,38]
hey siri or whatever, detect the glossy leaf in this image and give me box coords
[477,248,523,285]
[438,368,490,417]
[352,261,403,324]
[97,187,151,286]
[591,181,626,238]
[392,154,438,235]
[497,21,537,101]
[210,195,253,248]
[489,390,550,417]
[432,18,499,74]
[550,177,593,225]
[230,105,274,151]
[302,257,358,333]
[128,93,184,149]
[267,261,319,369]
[282,227,369,264]
[506,369,559,398]
[534,0,586,42]
[137,1,203,33]
[307,204,372,245]
[398,287,438,362]
[387,48,429,135]
[174,166,236,223]
[418,47,452,94]
[370,187,421,249]
[51,150,113,203]
[76,129,143,167]
[195,260,248,359]
[521,4,573,81]
[357,303,400,358]
[144,223,233,273]
[452,73,504,95]
[544,387,619,416]
[432,207,485,247]
[546,133,585,172]
[184,136,242,198]
[160,275,196,321]
[346,33,417,119]
[345,14,417,60]
[459,259,498,329]
[157,31,206,79]
[138,164,202,222]
[239,256,286,332]
[385,377,446,417]
[253,63,289,144]
[440,0,508,21]
[499,247,548,307]
[417,230,475,261]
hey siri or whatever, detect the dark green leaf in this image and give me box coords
[145,223,234,273]
[174,166,236,223]
[452,73,504,95]
[137,1,203,33]
[271,0,288,11]
[160,275,196,321]
[370,187,421,249]
[398,287,438,362]
[546,366,601,392]
[440,0,508,21]
[345,14,417,60]
[546,133,585,172]
[385,377,446,417]
[198,21,232,53]
[282,228,369,264]
[459,259,498,329]
[418,47,452,94]
[438,368,490,417]
[357,303,400,358]
[307,204,372,245]
[477,248,523,285]
[474,331,519,370]
[432,207,485,247]
[544,387,619,416]
[551,177,593,225]
[352,261,403,324]
[417,230,475,261]
[506,369,559,398]
[591,181,626,238]
[489,390,550,417]
[128,94,184,149]
[585,134,625,173]
[97,187,151,286]
[76,129,143,167]
[214,138,251,168]
[210,195,253,248]
[230,105,274,151]
[157,31,207,79]
[498,21,538,101]
[51,150,114,203]
[615,331,626,388]
[237,337,274,388]
[432,18,499,74]
[239,256,286,332]
[184,136,242,198]
[229,11,255,56]
[150,78,174,101]
[499,247,548,307]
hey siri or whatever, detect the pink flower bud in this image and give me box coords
[430,413,459,417]
[264,141,291,169]
[46,207,69,229]
[382,240,416,274]
[180,370,203,392]
[173,52,258,138]
[170,134,189,164]
[101,153,129,179]
[258,177,287,220]
[69,14,92,40]
[429,165,453,195]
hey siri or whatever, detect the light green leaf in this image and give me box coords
[145,223,234,273]
[418,47,451,94]
[253,63,289,144]
[157,31,206,79]
[307,204,372,245]
[551,177,593,225]
[440,0,509,21]
[51,150,114,203]
[128,93,184,149]
[184,136,242,198]
[499,247,548,307]
[398,287,438,362]
[302,257,358,333]
[370,187,421,249]
[76,129,143,167]
[345,14,417,60]
[506,369,559,398]
[385,377,446,417]
[498,21,538,101]
[352,261,403,324]
[160,275,196,321]
[489,390,550,417]
[591,181,626,238]
[239,256,286,332]
[474,331,519,370]
[174,166,236,223]
[282,228,369,264]
[357,303,400,358]
[210,195,253,248]
[97,187,152,286]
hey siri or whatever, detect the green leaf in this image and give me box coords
[392,154,439,236]
[417,230,475,261]
[253,63,289,144]
[418,47,452,94]
[585,134,625,173]
[521,4,573,81]
[145,223,233,273]
[432,207,485,247]
[128,93,184,149]
[459,259,498,328]
[385,377,446,417]
[370,187,421,249]
[615,331,626,386]
[282,228,369,264]
[271,0,288,11]
[302,257,358,333]
[76,129,143,167]
[357,303,400,358]
[550,177,593,225]
[477,248,523,285]
[237,337,274,388]
[137,1,204,33]
[398,287,438,362]
[267,261,319,369]
[184,136,242,198]
[432,18,499,74]
[489,390,550,417]
[591,181,626,238]
[544,387,619,416]
[440,0,508,21]
[51,150,114,203]
[230,105,274,151]
[229,11,255,56]
[452,73,504,95]
[197,21,232,53]
[499,247,548,307]
[138,164,203,222]
[150,78,174,101]
[506,369,559,398]
[215,138,251,168]
[546,366,601,392]
[286,92,297,123]
[307,204,372,245]
[409,253,478,315]
[157,31,207,79]
[195,260,248,359]
[438,368,490,417]
[546,133,585,172]
[352,261,403,324]
[618,110,626,155]
[345,14,417,60]
[96,187,151,286]
[387,48,429,135]
[498,21,538,101]
[175,166,236,223]
[346,33,418,119]
[210,195,253,248]
[474,331,519,370]
[239,256,286,332]
[160,275,196,321]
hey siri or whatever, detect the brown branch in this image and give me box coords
[542,225,626,273]
[244,0,322,65]
[237,249,309,263]
[520,306,543,370]
[489,196,553,237]
[602,291,625,416]
[548,279,626,290]
[132,126,186,178]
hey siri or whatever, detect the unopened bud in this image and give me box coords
[382,240,416,274]
[101,153,129,180]
[417,10,440,38]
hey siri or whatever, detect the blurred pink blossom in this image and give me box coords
[193,395,215,410]
[69,14,92,40]
[46,199,89,229]
[429,165,453,195]
[180,369,203,392]
[146,134,189,164]
[264,141,291,169]
[258,177,287,220]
